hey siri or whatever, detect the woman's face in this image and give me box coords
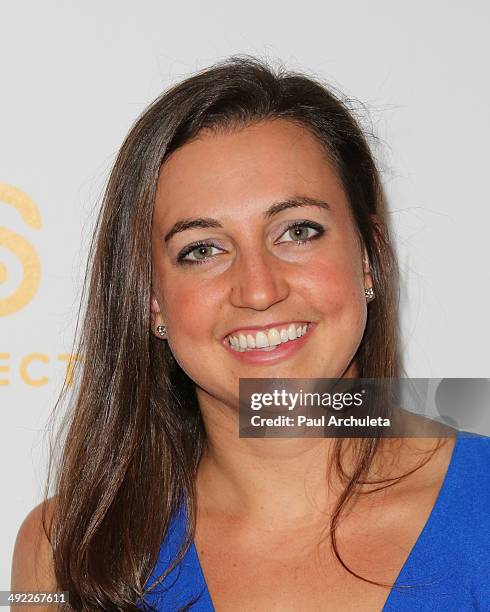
[151,119,372,409]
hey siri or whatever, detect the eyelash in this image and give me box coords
[176,220,326,266]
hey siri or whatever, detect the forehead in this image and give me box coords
[154,119,348,221]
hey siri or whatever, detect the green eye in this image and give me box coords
[278,223,322,243]
[177,243,223,265]
[190,245,215,260]
[289,226,312,241]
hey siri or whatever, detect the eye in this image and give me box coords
[276,221,324,244]
[177,242,224,265]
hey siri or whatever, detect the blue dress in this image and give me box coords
[138,430,490,611]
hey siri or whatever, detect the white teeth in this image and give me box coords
[287,324,297,340]
[227,323,310,351]
[255,331,269,348]
[267,328,282,346]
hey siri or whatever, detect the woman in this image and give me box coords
[12,56,489,611]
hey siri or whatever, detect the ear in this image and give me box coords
[150,294,166,339]
[362,246,373,291]
[362,214,383,290]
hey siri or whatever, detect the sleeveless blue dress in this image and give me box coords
[138,430,490,611]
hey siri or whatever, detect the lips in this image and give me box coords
[226,322,310,351]
[223,321,309,340]
[222,322,314,364]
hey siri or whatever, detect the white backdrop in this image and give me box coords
[1,0,489,588]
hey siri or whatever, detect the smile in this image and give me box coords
[227,323,310,352]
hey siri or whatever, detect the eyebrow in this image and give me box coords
[163,196,331,243]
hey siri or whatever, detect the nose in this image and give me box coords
[229,246,290,310]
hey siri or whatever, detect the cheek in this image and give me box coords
[303,260,367,367]
[160,277,226,383]
[301,254,367,350]
[300,256,363,312]
[161,277,219,342]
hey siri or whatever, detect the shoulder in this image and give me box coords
[442,432,490,559]
[11,497,58,592]
[452,431,490,489]
[444,433,490,597]
[450,432,490,527]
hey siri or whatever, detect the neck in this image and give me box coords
[195,391,357,528]
[195,359,363,526]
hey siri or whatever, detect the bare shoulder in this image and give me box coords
[11,496,58,592]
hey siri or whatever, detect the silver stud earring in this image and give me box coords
[364,287,375,303]
[156,325,167,337]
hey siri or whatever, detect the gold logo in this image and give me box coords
[0,183,42,316]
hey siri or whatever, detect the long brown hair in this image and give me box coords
[43,55,412,610]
